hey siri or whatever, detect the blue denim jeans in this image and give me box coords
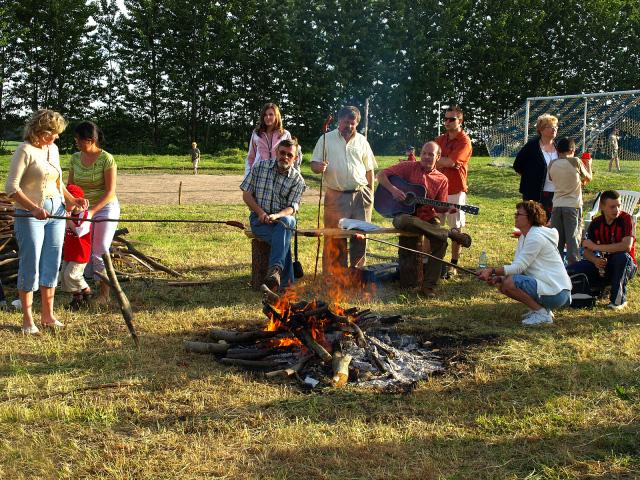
[566,252,636,306]
[512,274,571,309]
[249,213,295,288]
[14,197,65,291]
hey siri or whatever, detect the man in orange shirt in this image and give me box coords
[435,105,472,278]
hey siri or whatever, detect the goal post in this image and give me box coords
[483,89,640,164]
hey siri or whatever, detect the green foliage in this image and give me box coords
[2,0,640,153]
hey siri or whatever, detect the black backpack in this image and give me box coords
[570,273,596,308]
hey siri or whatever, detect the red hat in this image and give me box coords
[581,152,592,160]
[66,184,85,198]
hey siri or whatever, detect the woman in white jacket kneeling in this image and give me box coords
[477,200,572,325]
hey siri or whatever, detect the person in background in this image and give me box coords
[191,142,200,175]
[403,146,416,162]
[240,139,306,291]
[513,113,559,220]
[609,128,620,172]
[548,137,592,264]
[310,106,377,272]
[435,105,472,278]
[567,190,636,309]
[477,200,572,326]
[244,103,292,176]
[60,184,93,310]
[5,109,87,334]
[68,121,119,305]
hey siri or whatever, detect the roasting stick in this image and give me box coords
[273,219,478,276]
[366,236,478,276]
[0,209,245,229]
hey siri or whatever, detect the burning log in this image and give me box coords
[209,328,278,343]
[299,329,332,363]
[184,340,230,355]
[331,351,352,387]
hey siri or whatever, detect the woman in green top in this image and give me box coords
[68,121,120,304]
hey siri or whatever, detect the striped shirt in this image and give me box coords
[586,212,636,265]
[69,150,117,206]
[240,159,306,214]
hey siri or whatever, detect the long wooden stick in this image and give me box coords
[314,114,333,279]
[102,253,139,348]
[366,237,478,276]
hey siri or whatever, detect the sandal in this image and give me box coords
[21,324,41,335]
[42,320,65,330]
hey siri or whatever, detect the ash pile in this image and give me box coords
[185,285,443,390]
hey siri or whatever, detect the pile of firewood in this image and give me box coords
[185,285,442,389]
[0,194,19,285]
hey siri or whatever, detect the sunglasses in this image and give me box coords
[444,117,458,122]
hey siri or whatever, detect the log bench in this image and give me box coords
[244,228,426,290]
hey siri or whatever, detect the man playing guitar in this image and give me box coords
[377,141,472,297]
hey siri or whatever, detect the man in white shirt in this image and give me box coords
[311,106,377,272]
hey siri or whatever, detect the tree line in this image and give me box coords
[1,0,639,155]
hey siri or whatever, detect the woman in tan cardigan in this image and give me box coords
[5,110,87,334]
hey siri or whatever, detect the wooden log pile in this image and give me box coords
[184,285,418,389]
[0,194,19,285]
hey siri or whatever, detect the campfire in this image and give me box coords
[185,284,442,390]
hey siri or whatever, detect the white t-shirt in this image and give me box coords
[542,149,558,192]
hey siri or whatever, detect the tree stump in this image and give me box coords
[398,235,424,288]
[251,238,271,290]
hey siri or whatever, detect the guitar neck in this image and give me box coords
[416,198,460,209]
[414,197,479,215]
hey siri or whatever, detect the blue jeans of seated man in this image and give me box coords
[567,252,637,306]
[14,197,65,291]
[249,213,295,288]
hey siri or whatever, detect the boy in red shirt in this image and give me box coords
[61,184,93,310]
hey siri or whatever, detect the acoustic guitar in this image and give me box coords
[374,175,480,218]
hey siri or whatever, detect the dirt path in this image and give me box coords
[117,173,319,205]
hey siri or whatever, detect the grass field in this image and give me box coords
[0,156,638,479]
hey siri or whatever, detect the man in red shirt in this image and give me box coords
[567,190,637,309]
[435,105,472,278]
[378,141,472,296]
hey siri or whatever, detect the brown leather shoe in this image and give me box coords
[264,266,282,291]
[448,229,472,248]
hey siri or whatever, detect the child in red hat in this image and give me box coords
[61,184,93,309]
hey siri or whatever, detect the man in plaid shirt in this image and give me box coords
[241,138,306,290]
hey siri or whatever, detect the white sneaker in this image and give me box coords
[522,309,554,320]
[522,309,554,325]
[606,302,627,310]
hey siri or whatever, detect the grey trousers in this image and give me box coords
[323,187,373,271]
[550,206,582,264]
[393,214,449,288]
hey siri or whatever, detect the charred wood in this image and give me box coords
[184,340,230,355]
[220,358,279,369]
[209,329,278,343]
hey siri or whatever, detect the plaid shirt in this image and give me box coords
[240,159,306,214]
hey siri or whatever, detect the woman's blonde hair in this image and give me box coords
[255,103,284,134]
[536,114,558,136]
[23,109,68,144]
